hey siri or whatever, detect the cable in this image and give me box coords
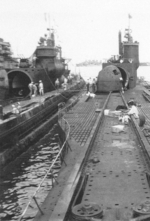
[18,116,71,221]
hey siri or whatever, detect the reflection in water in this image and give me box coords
[0,125,63,221]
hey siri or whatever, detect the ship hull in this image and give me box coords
[1,66,70,98]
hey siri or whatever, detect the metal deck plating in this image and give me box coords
[33,87,150,221]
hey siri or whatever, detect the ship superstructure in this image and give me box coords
[0,29,70,99]
[0,38,18,100]
[97,26,139,92]
[0,38,18,71]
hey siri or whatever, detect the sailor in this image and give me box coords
[119,77,124,93]
[92,78,96,93]
[77,74,81,83]
[64,78,68,90]
[68,75,71,84]
[39,80,44,95]
[12,104,19,114]
[28,82,33,98]
[69,75,73,84]
[86,79,90,93]
[127,104,139,119]
[32,83,38,96]
[17,102,21,113]
[55,78,60,90]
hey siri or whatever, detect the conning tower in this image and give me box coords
[7,29,70,98]
[97,26,139,92]
[123,28,139,68]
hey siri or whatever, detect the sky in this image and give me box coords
[0,0,150,63]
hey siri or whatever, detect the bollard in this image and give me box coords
[0,105,3,120]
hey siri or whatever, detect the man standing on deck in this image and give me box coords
[55,78,60,90]
[92,78,96,93]
[17,102,21,113]
[39,80,44,95]
[33,83,38,97]
[64,77,68,90]
[119,77,124,93]
[28,82,33,98]
[86,79,90,93]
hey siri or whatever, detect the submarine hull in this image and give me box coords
[7,66,69,97]
[97,62,136,92]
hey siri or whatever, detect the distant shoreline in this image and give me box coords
[140,63,150,66]
[77,63,150,67]
[77,64,102,67]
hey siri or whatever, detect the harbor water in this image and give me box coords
[0,65,150,221]
[0,124,63,221]
[137,66,150,82]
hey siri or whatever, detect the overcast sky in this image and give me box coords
[0,0,150,63]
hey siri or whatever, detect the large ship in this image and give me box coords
[0,38,18,100]
[0,38,18,70]
[0,29,70,100]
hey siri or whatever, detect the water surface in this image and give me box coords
[0,126,62,221]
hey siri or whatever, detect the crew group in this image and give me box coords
[55,77,72,91]
[12,102,21,114]
[86,78,97,94]
[12,75,75,114]
[28,80,44,98]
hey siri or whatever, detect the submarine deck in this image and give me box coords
[2,83,78,116]
[32,84,150,221]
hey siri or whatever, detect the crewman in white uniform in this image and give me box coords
[39,80,44,95]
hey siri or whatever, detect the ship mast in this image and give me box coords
[124,14,133,43]
[128,14,131,31]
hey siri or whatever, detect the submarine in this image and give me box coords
[1,29,70,100]
[27,25,150,221]
[97,28,139,92]
[15,20,150,221]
